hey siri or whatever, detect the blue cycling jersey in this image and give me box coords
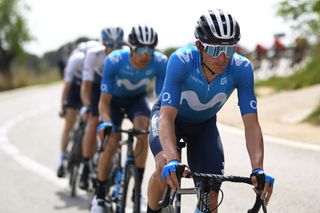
[159,45,257,123]
[101,49,167,97]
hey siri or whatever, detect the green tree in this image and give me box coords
[0,0,32,82]
[277,0,320,41]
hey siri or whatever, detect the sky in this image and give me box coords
[23,0,295,56]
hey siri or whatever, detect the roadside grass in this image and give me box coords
[304,104,320,125]
[255,56,320,126]
[0,67,61,91]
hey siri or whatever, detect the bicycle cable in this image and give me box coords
[199,188,224,213]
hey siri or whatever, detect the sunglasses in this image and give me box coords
[134,47,154,55]
[202,43,236,58]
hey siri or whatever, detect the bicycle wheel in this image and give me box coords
[119,164,140,213]
[69,164,79,197]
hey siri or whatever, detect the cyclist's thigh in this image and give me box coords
[149,104,162,157]
[109,97,125,130]
[66,80,82,109]
[186,117,224,175]
[127,94,151,122]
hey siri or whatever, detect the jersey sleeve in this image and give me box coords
[234,60,258,115]
[100,53,119,94]
[63,56,75,82]
[82,51,95,81]
[160,52,188,108]
[154,54,168,96]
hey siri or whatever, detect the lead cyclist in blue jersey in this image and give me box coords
[90,25,167,213]
[147,9,274,213]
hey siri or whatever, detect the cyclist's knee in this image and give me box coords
[133,115,149,130]
[104,135,120,155]
[154,152,167,180]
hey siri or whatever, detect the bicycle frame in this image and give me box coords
[104,128,148,213]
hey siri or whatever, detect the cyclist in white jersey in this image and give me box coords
[79,27,126,190]
[146,9,274,213]
[56,40,99,177]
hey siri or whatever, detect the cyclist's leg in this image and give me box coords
[79,115,99,189]
[93,96,123,202]
[95,132,121,198]
[133,115,149,168]
[125,94,151,187]
[57,80,81,177]
[147,104,182,212]
[186,116,224,212]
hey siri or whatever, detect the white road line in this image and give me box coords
[218,123,320,152]
[0,104,68,188]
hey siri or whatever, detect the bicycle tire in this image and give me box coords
[119,164,140,213]
[69,164,79,197]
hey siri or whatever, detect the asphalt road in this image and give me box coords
[0,83,319,212]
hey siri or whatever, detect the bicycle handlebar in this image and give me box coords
[99,128,149,152]
[114,128,149,136]
[158,164,267,213]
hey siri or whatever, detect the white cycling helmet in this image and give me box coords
[74,40,100,53]
[195,9,240,45]
[128,25,158,48]
[101,27,125,45]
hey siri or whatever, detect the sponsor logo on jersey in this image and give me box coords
[109,54,121,64]
[151,114,159,137]
[232,57,251,67]
[192,75,204,85]
[220,77,227,85]
[162,92,171,102]
[116,78,150,90]
[180,91,227,111]
[101,83,108,92]
[176,50,193,64]
[250,100,257,110]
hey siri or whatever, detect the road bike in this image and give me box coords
[89,127,148,213]
[159,141,267,213]
[66,117,86,197]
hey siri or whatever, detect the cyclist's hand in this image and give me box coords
[251,168,274,205]
[80,106,90,120]
[97,121,114,140]
[58,104,67,118]
[162,160,181,192]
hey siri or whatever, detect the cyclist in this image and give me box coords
[56,41,98,178]
[269,33,285,69]
[90,25,167,213]
[147,9,275,213]
[78,27,126,190]
[290,36,308,67]
[253,43,268,70]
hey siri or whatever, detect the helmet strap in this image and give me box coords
[201,62,216,75]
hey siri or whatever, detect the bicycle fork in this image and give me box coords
[116,157,135,213]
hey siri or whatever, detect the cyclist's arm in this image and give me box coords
[159,105,179,161]
[154,54,168,96]
[242,113,264,169]
[81,80,92,107]
[99,53,118,122]
[98,93,112,122]
[61,81,71,106]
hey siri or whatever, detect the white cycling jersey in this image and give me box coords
[64,50,85,82]
[82,44,106,82]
